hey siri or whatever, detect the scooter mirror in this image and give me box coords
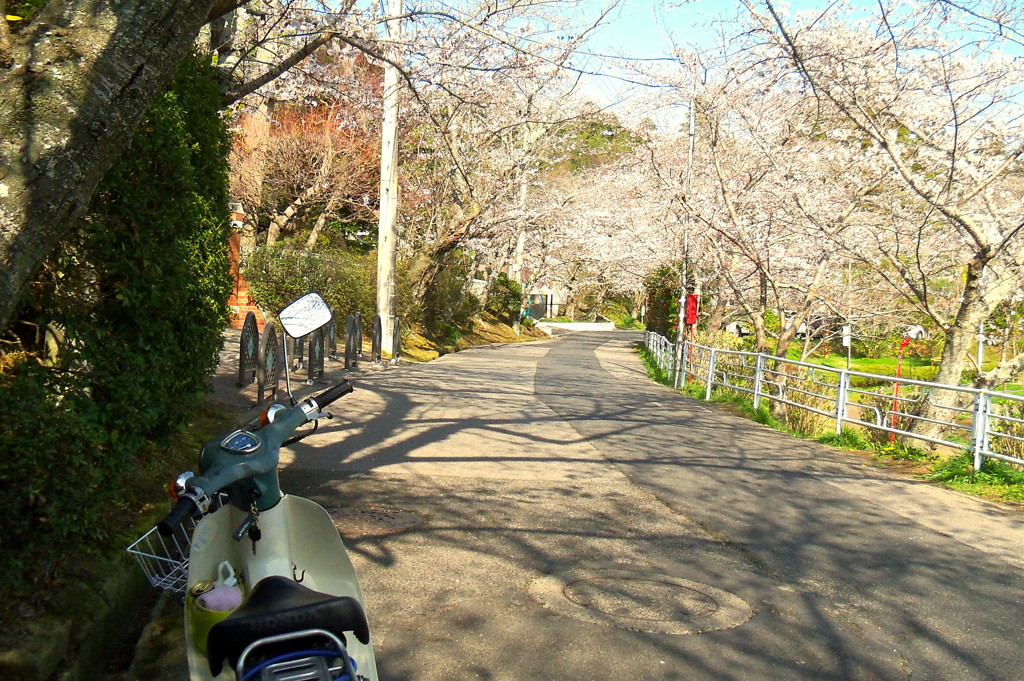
[279,293,332,338]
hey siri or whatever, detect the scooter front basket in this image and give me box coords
[126,517,199,595]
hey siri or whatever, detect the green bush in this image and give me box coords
[642,266,681,335]
[244,245,378,323]
[485,273,522,324]
[601,297,643,329]
[0,53,232,588]
[243,244,420,339]
[0,358,110,548]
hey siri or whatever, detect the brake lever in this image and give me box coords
[282,419,319,447]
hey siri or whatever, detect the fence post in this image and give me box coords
[672,339,684,389]
[705,348,717,401]
[306,327,325,383]
[325,318,338,361]
[680,340,690,388]
[391,316,402,362]
[972,391,991,471]
[970,391,985,471]
[344,314,359,370]
[753,353,764,409]
[835,370,850,435]
[256,323,280,403]
[354,312,364,358]
[371,314,383,362]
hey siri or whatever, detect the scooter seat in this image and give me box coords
[206,575,370,677]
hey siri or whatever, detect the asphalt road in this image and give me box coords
[266,331,1024,681]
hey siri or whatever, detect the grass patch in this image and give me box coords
[402,312,548,361]
[923,452,1024,502]
[873,440,936,463]
[709,391,784,429]
[817,427,872,451]
[680,381,705,400]
[793,350,939,382]
[638,347,673,386]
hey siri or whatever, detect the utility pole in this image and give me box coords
[376,0,402,357]
[511,122,541,335]
[673,88,697,387]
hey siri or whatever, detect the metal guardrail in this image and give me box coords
[644,331,1024,471]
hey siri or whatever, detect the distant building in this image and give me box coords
[525,286,565,320]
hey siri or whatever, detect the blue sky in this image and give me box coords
[581,0,857,59]
[574,0,827,111]
[575,0,1023,116]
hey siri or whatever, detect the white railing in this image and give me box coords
[643,331,1024,471]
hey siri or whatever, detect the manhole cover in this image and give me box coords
[329,507,423,537]
[564,576,719,621]
[529,568,753,635]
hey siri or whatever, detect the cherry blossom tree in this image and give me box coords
[398,68,609,304]
[640,41,883,359]
[0,0,614,334]
[515,146,671,316]
[742,0,1024,404]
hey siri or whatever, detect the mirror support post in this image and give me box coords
[278,292,332,404]
[282,334,295,404]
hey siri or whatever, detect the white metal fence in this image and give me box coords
[644,331,1024,471]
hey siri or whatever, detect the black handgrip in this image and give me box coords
[157,495,198,537]
[310,380,353,412]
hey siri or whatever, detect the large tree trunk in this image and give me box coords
[772,255,830,359]
[706,277,726,334]
[411,241,460,305]
[775,316,801,360]
[267,182,321,245]
[913,260,991,438]
[0,0,240,334]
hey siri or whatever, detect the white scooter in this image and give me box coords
[151,293,377,681]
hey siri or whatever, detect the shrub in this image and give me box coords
[246,246,369,321]
[0,53,232,588]
[696,330,745,351]
[243,245,418,332]
[485,273,522,324]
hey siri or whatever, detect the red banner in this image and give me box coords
[685,294,698,325]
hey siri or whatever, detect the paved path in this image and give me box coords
[250,331,1024,681]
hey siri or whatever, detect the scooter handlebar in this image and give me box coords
[157,495,198,537]
[310,379,353,412]
[169,382,355,514]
